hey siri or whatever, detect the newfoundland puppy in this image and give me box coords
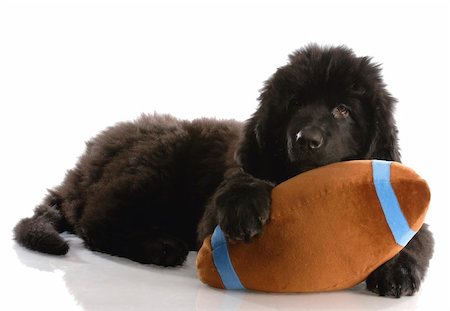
[14,44,433,297]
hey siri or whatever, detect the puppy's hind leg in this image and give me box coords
[81,227,189,267]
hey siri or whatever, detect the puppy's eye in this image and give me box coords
[332,104,350,119]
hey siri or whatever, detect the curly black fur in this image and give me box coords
[14,44,433,296]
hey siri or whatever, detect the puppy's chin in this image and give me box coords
[287,149,328,174]
[284,160,322,180]
[287,154,361,179]
[286,140,329,171]
[286,143,357,178]
[286,155,340,178]
[291,161,321,174]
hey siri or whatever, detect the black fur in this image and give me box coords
[15,115,242,266]
[14,44,433,296]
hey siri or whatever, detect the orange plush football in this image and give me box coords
[196,160,430,293]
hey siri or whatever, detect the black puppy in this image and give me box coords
[14,45,433,297]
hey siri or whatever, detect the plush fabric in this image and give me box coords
[196,160,430,293]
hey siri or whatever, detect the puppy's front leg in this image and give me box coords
[197,171,274,243]
[366,224,434,297]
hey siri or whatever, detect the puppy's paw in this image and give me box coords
[214,176,273,242]
[142,237,189,267]
[366,261,421,298]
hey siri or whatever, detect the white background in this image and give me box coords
[0,0,449,310]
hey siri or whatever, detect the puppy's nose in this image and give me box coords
[296,126,324,150]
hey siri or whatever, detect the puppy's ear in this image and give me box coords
[236,66,293,180]
[235,109,268,177]
[235,82,275,178]
[365,89,401,162]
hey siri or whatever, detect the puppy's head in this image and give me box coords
[236,44,400,183]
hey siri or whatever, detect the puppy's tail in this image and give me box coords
[13,191,71,255]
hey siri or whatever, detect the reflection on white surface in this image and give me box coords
[5,232,445,311]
